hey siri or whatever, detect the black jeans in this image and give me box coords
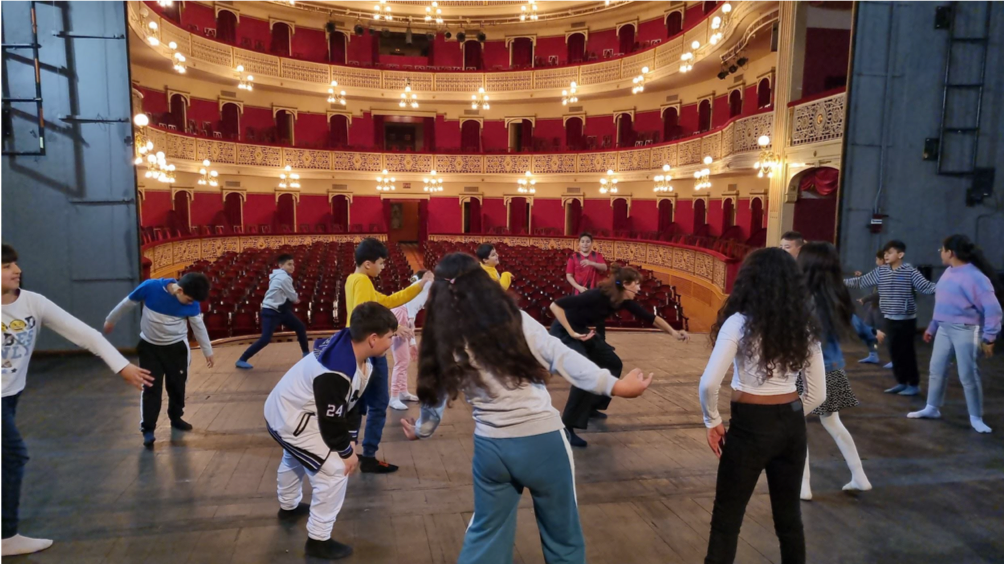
[2,393,27,538]
[885,318,920,386]
[139,339,190,433]
[240,307,309,362]
[705,401,807,564]
[549,322,623,430]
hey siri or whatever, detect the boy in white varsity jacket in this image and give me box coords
[104,273,214,447]
[264,302,398,560]
[2,245,153,557]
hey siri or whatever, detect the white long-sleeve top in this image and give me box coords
[698,313,826,428]
[3,290,130,397]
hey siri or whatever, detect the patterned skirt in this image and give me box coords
[796,368,860,416]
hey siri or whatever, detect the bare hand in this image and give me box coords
[580,259,592,268]
[401,417,419,441]
[342,451,359,475]
[981,341,994,358]
[572,329,596,341]
[205,355,215,368]
[675,330,690,343]
[707,424,726,458]
[119,364,154,390]
[103,321,115,334]
[923,330,933,344]
[854,270,863,277]
[397,324,415,341]
[611,368,653,398]
[876,330,886,345]
[420,271,435,286]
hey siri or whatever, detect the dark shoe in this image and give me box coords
[565,427,587,448]
[277,502,310,522]
[358,455,399,474]
[589,409,608,420]
[170,419,193,431]
[142,431,156,447]
[304,538,353,560]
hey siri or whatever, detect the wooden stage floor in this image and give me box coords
[8,334,1004,563]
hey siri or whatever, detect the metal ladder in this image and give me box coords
[1,0,45,156]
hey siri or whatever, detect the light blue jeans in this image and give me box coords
[927,323,984,417]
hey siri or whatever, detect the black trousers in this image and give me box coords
[706,401,807,564]
[549,322,623,430]
[138,339,190,432]
[885,318,920,386]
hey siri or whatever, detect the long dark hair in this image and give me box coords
[711,247,820,381]
[943,234,1003,296]
[597,264,641,306]
[798,241,854,338]
[417,252,548,406]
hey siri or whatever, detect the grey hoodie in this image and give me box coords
[262,269,299,312]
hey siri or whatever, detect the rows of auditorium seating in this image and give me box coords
[140,224,377,244]
[183,242,413,340]
[421,241,688,331]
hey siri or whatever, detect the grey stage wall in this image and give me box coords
[2,1,141,350]
[840,1,1004,321]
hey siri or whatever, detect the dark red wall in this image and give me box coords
[801,28,850,98]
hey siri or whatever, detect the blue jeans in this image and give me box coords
[239,307,308,362]
[2,393,28,539]
[851,314,878,350]
[927,323,984,417]
[359,354,389,458]
[459,431,584,564]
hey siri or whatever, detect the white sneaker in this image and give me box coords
[400,392,419,402]
[389,398,408,411]
[1,534,53,556]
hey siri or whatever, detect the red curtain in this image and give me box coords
[722,198,735,231]
[566,117,583,150]
[461,120,481,152]
[612,198,630,233]
[567,199,582,235]
[217,10,237,45]
[694,199,707,230]
[617,114,634,147]
[331,195,349,232]
[568,33,586,63]
[276,194,296,231]
[423,117,436,151]
[382,199,392,233]
[277,111,293,144]
[173,192,191,234]
[169,94,186,131]
[521,119,533,152]
[329,32,346,63]
[618,24,635,54]
[418,200,429,242]
[729,90,743,118]
[658,200,674,234]
[800,167,840,196]
[758,79,772,108]
[666,12,683,37]
[271,23,291,57]
[663,107,679,141]
[469,198,482,233]
[221,103,240,140]
[224,193,243,229]
[750,197,764,233]
[511,38,533,68]
[329,115,348,148]
[509,197,527,234]
[464,41,482,69]
[698,100,712,132]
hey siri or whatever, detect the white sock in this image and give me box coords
[820,413,872,492]
[907,405,942,419]
[970,417,992,434]
[388,398,408,410]
[1,534,53,556]
[800,449,812,501]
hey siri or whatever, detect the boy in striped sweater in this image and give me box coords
[845,240,936,396]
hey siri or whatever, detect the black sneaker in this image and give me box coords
[305,538,353,560]
[565,427,587,448]
[170,419,194,431]
[142,431,156,447]
[277,502,310,522]
[589,409,608,420]
[358,455,399,474]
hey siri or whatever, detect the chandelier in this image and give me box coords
[157,0,173,6]
[132,114,154,166]
[424,1,443,24]
[236,65,254,91]
[520,0,538,21]
[168,42,186,74]
[376,169,396,191]
[562,82,578,105]
[423,170,444,192]
[145,21,159,46]
[279,165,300,189]
[374,0,392,21]
[653,164,672,193]
[328,80,346,105]
[144,151,176,184]
[680,41,699,73]
[198,160,219,187]
[694,156,712,190]
[399,79,418,108]
[470,87,490,110]
[599,169,618,194]
[709,3,732,45]
[753,135,779,178]
[631,66,651,94]
[517,171,536,194]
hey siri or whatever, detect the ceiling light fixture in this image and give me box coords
[562,81,578,105]
[653,164,672,192]
[198,159,219,187]
[376,169,396,191]
[373,0,392,21]
[424,1,443,24]
[471,87,490,110]
[694,156,712,190]
[132,114,154,166]
[599,169,619,194]
[632,66,650,94]
[236,65,254,91]
[517,171,536,194]
[753,135,779,178]
[399,79,418,108]
[145,21,160,46]
[520,0,538,21]
[423,170,445,192]
[279,165,300,189]
[327,80,347,105]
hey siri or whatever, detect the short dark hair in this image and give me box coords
[2,244,18,264]
[349,302,398,342]
[355,238,388,266]
[876,249,886,260]
[781,231,804,244]
[415,269,428,279]
[276,253,294,266]
[883,240,906,253]
[178,272,211,302]
[578,232,593,242]
[475,243,495,262]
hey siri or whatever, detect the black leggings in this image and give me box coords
[549,322,623,430]
[705,401,807,564]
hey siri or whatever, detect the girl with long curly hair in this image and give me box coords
[796,242,872,500]
[399,252,653,564]
[699,247,826,564]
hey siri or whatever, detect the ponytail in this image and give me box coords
[943,234,1003,296]
[598,264,641,305]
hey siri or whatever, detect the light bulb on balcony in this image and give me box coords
[758,135,770,146]
[722,2,732,13]
[133,114,149,127]
[704,156,713,165]
[692,40,700,50]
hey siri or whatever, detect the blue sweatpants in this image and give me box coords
[851,314,878,350]
[459,430,585,564]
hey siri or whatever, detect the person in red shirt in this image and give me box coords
[565,233,608,294]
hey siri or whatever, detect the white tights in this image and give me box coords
[801,412,872,500]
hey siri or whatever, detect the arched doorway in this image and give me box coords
[617,23,635,54]
[463,198,482,233]
[612,198,630,234]
[662,107,679,141]
[329,114,349,148]
[463,40,482,70]
[276,110,294,145]
[791,167,840,243]
[567,32,586,63]
[329,31,347,64]
[509,197,530,234]
[221,102,241,140]
[616,113,634,148]
[729,89,743,118]
[173,191,191,234]
[510,37,533,68]
[750,197,764,233]
[461,120,482,152]
[565,116,583,151]
[698,99,712,132]
[330,194,349,233]
[509,119,533,152]
[693,199,707,234]
[722,197,736,236]
[169,93,187,132]
[666,12,683,37]
[565,199,582,235]
[271,22,292,57]
[276,193,297,232]
[658,199,674,236]
[224,192,244,231]
[758,78,772,108]
[216,9,238,45]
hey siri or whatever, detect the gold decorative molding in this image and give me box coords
[218,98,243,113]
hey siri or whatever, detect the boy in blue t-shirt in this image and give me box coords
[105,273,214,447]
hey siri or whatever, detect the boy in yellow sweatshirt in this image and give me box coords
[345,238,433,472]
[475,243,513,291]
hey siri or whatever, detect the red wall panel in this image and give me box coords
[190,192,225,226]
[531,199,563,231]
[631,199,658,232]
[706,199,722,237]
[294,112,329,147]
[234,15,272,50]
[347,33,377,65]
[187,98,219,127]
[179,2,216,33]
[535,36,566,65]
[586,29,618,57]
[481,121,507,151]
[482,41,509,69]
[244,193,276,227]
[427,197,462,234]
[242,106,276,139]
[432,35,463,67]
[584,115,616,144]
[141,190,172,227]
[435,117,461,151]
[298,194,329,226]
[734,198,751,239]
[684,5,705,31]
[675,200,694,234]
[292,27,328,62]
[743,84,760,115]
[634,109,663,138]
[350,195,384,231]
[637,17,667,43]
[679,103,699,135]
[802,28,850,98]
[533,118,565,150]
[137,86,168,115]
[712,95,729,128]
[582,199,612,232]
[350,112,374,148]
[481,198,507,232]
